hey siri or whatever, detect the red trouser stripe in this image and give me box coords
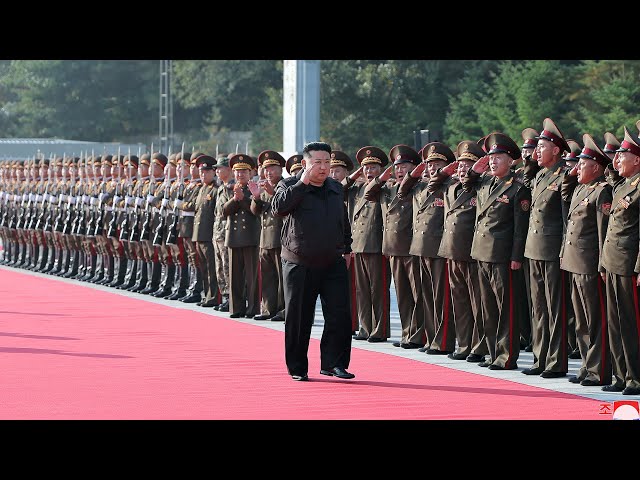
[381,255,388,337]
[597,276,607,381]
[508,267,514,368]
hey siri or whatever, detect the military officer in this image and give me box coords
[522,118,571,379]
[603,132,621,161]
[285,154,304,177]
[192,154,220,307]
[436,140,489,363]
[398,142,456,355]
[212,154,233,311]
[461,132,531,370]
[329,150,354,183]
[560,133,612,387]
[344,146,391,343]
[249,150,286,321]
[127,153,153,292]
[220,153,261,318]
[600,126,640,395]
[364,145,424,348]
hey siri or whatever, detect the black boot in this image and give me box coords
[110,257,128,288]
[166,264,188,300]
[81,253,97,281]
[98,255,114,285]
[42,245,57,273]
[55,248,70,276]
[50,245,63,274]
[152,263,174,298]
[63,250,79,278]
[88,254,105,283]
[73,250,86,279]
[179,265,202,303]
[129,260,148,292]
[118,259,137,290]
[140,262,161,294]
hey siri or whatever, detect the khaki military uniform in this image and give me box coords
[465,170,530,368]
[344,177,391,341]
[525,160,570,374]
[560,175,612,385]
[213,181,233,298]
[192,181,219,304]
[601,172,640,390]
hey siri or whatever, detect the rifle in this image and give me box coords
[16,157,31,229]
[7,163,18,229]
[36,153,51,230]
[53,155,66,233]
[0,165,8,228]
[166,142,185,246]
[152,146,171,246]
[107,146,122,239]
[25,154,39,230]
[43,154,57,232]
[62,154,77,235]
[119,147,134,242]
[73,152,87,236]
[139,144,156,242]
[93,156,108,237]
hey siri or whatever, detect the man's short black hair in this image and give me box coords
[302,141,332,158]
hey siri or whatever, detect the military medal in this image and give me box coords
[496,194,510,204]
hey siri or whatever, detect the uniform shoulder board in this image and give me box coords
[599,181,609,187]
[514,176,523,184]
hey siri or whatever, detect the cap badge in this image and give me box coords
[366,150,371,155]
[430,146,436,153]
[265,153,269,158]
[463,144,469,151]
[396,154,402,161]
[239,156,243,160]
[492,144,497,150]
[331,153,335,158]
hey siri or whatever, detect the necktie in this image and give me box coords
[489,176,499,193]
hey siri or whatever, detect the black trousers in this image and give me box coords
[283,256,352,376]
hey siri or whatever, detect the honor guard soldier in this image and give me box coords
[461,132,531,370]
[220,153,261,318]
[398,142,457,355]
[212,154,233,311]
[364,145,425,349]
[116,153,140,290]
[139,152,168,294]
[559,133,612,387]
[192,154,220,307]
[126,153,151,291]
[603,132,621,161]
[105,153,128,287]
[600,126,640,395]
[344,146,392,342]
[91,154,115,284]
[250,150,286,321]
[435,140,489,363]
[522,118,571,378]
[176,152,205,303]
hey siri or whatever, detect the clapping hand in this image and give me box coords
[260,179,275,196]
[248,180,261,198]
[472,155,490,174]
[233,183,245,201]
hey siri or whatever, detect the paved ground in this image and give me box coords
[2,263,633,407]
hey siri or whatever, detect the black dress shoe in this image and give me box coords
[580,379,602,386]
[200,300,218,308]
[254,314,272,321]
[418,347,428,352]
[489,364,518,370]
[622,386,640,396]
[478,361,491,368]
[568,376,583,384]
[367,337,385,343]
[522,367,544,375]
[393,342,402,348]
[179,294,202,304]
[568,349,581,359]
[540,370,566,378]
[229,312,246,318]
[320,367,355,379]
[448,352,469,360]
[602,384,625,392]
[426,348,452,355]
[270,314,285,322]
[352,334,368,340]
[466,354,485,363]
[401,342,423,349]
[217,302,229,312]
[291,374,308,382]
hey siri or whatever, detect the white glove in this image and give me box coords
[22,194,27,201]
[36,194,42,202]
[146,194,155,204]
[135,197,144,206]
[125,196,133,206]
[174,199,184,209]
[90,197,97,206]
[68,196,76,205]
[82,195,88,204]
[29,193,34,202]
[161,198,169,208]
[99,192,109,201]
[42,193,49,202]
[59,194,67,203]
[49,195,57,203]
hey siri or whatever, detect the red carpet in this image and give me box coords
[0,267,605,420]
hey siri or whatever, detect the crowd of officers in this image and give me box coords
[2,117,640,396]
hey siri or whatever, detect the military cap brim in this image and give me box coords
[615,126,640,157]
[578,133,609,167]
[484,133,521,160]
[355,146,388,168]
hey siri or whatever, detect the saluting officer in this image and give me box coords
[600,125,640,396]
[364,145,424,349]
[560,133,612,387]
[436,140,489,363]
[461,132,531,370]
[220,154,261,318]
[522,117,571,379]
[344,146,392,343]
[398,142,456,355]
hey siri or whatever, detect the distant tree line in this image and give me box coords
[1,60,639,158]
